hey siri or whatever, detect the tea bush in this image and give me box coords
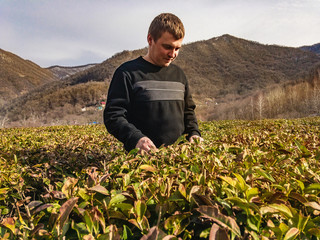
[1,118,320,239]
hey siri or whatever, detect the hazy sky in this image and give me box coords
[1,0,319,67]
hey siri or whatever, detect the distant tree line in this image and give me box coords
[204,65,320,120]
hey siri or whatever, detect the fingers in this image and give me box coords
[189,135,204,143]
[136,137,157,153]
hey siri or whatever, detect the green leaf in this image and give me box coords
[84,210,94,233]
[78,188,90,201]
[72,221,89,239]
[247,214,260,232]
[122,225,133,240]
[307,228,320,237]
[219,176,237,187]
[109,194,127,207]
[294,140,311,157]
[233,173,248,192]
[254,167,275,182]
[164,213,191,236]
[135,200,147,222]
[227,197,260,213]
[199,228,211,238]
[296,180,304,191]
[305,183,320,193]
[0,188,9,194]
[190,165,200,174]
[246,187,259,202]
[268,204,293,218]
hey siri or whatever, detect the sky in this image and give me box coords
[1,0,320,67]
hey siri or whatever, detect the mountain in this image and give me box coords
[48,64,97,79]
[0,48,58,107]
[300,43,320,56]
[1,35,320,127]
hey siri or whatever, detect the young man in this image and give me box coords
[104,13,202,153]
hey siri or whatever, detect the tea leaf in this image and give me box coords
[0,218,15,234]
[164,213,191,236]
[304,202,320,211]
[246,187,259,202]
[209,223,229,240]
[233,173,247,192]
[59,197,79,228]
[197,205,241,237]
[288,192,307,204]
[135,200,147,222]
[305,183,320,193]
[283,228,299,240]
[140,165,157,173]
[109,194,127,207]
[254,167,275,182]
[0,188,9,194]
[268,204,293,218]
[88,185,109,196]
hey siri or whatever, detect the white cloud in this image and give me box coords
[1,0,319,67]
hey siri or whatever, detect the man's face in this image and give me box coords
[147,31,183,67]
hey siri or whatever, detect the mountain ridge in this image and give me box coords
[0,48,59,107]
[1,34,320,127]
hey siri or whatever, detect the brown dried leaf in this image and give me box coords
[197,205,241,237]
[192,193,214,206]
[59,197,78,228]
[30,223,44,236]
[209,223,229,240]
[50,191,67,199]
[33,203,53,215]
[88,185,109,195]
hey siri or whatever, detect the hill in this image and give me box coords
[0,49,58,107]
[300,43,320,56]
[48,64,97,79]
[1,35,320,127]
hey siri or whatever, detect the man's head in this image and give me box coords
[144,13,185,67]
[148,13,185,42]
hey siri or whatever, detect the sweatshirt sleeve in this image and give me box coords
[103,68,145,151]
[183,79,201,139]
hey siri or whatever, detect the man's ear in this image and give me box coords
[147,34,153,46]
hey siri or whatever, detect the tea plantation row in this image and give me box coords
[0,118,320,239]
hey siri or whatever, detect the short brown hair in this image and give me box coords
[148,13,185,42]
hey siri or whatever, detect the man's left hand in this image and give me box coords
[189,135,204,143]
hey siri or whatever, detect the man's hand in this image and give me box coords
[189,135,204,143]
[136,137,157,153]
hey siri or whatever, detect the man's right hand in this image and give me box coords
[136,137,157,153]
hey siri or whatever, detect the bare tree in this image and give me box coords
[256,93,264,119]
[0,111,9,128]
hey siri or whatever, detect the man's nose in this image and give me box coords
[168,49,176,58]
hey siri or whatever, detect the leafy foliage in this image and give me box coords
[1,118,320,239]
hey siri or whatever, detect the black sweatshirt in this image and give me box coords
[104,56,200,151]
